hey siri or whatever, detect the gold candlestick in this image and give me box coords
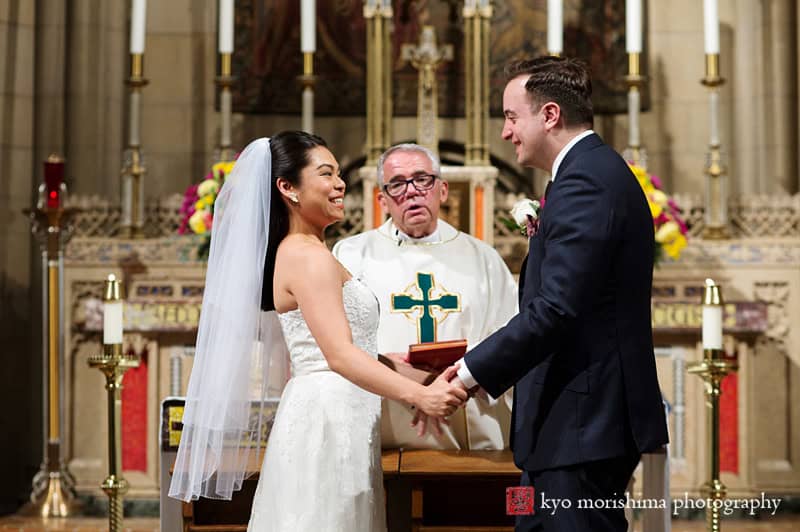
[623,52,647,168]
[22,157,80,518]
[121,53,149,238]
[701,53,729,239]
[215,52,236,162]
[299,51,316,133]
[88,275,140,532]
[688,279,737,532]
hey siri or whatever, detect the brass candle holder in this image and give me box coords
[701,53,729,239]
[687,279,737,532]
[121,53,149,238]
[299,51,316,133]
[22,157,80,518]
[215,52,236,162]
[623,51,647,168]
[88,275,140,532]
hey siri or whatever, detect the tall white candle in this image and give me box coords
[103,300,124,345]
[703,0,720,54]
[130,0,147,54]
[626,0,642,53]
[301,0,316,53]
[702,305,723,350]
[219,0,234,53]
[547,0,563,54]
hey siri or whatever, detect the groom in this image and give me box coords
[452,57,669,531]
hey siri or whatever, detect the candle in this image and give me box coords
[219,0,234,53]
[626,0,642,53]
[43,155,64,209]
[701,278,723,350]
[301,0,316,53]
[130,0,147,54]
[702,306,723,350]
[703,0,719,54]
[547,0,563,54]
[103,274,124,345]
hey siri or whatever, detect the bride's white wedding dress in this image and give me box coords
[248,278,387,531]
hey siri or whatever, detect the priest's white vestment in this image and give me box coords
[333,220,518,449]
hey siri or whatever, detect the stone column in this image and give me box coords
[64,0,126,198]
[732,0,763,195]
[34,0,68,166]
[764,0,798,194]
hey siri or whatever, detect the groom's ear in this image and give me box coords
[541,101,561,130]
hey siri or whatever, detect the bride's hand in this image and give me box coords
[413,365,467,417]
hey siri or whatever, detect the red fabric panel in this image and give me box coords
[719,372,738,474]
[122,349,148,472]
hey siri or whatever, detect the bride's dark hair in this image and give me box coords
[260,130,329,311]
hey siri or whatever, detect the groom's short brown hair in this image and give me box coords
[505,56,594,129]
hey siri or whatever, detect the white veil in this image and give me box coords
[169,137,290,502]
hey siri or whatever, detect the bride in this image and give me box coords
[169,131,467,531]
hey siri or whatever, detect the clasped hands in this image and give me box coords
[382,353,478,437]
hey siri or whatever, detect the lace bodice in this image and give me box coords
[277,278,380,376]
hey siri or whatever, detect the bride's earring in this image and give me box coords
[289,193,299,204]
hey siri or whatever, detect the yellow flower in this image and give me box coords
[212,161,235,178]
[188,210,207,234]
[648,198,662,218]
[629,164,648,180]
[662,233,687,259]
[655,221,687,260]
[194,196,213,211]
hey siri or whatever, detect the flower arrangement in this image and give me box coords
[500,197,542,238]
[179,160,236,258]
[628,164,689,263]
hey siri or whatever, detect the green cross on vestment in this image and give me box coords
[391,272,460,342]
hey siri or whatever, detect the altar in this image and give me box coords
[59,193,800,502]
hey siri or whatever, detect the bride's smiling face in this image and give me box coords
[290,146,346,228]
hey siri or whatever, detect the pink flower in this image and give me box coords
[650,174,663,189]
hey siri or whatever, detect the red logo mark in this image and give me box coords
[506,486,535,515]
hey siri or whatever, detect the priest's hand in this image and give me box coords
[413,365,468,418]
[410,410,450,437]
[379,353,438,385]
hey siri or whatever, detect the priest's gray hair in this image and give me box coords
[376,143,441,185]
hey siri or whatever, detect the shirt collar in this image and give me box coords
[550,129,595,181]
[392,222,441,244]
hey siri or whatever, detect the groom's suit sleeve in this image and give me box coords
[464,170,617,399]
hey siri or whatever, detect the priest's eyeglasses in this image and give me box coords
[383,174,439,198]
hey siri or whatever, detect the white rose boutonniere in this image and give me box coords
[501,198,542,238]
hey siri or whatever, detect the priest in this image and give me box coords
[333,143,517,450]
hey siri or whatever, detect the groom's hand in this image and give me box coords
[446,370,480,400]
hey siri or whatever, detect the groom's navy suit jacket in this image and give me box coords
[465,133,669,472]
